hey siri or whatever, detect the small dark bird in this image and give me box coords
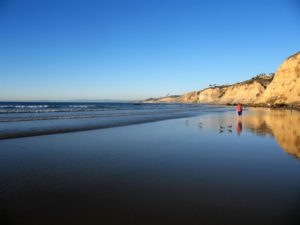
[220,126,224,129]
[219,130,224,133]
[228,129,232,133]
[227,125,232,128]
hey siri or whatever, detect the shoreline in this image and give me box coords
[143,101,300,111]
[0,115,190,140]
[1,102,299,140]
[0,105,228,140]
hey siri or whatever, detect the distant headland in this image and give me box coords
[144,51,300,109]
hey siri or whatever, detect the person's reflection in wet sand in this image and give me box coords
[236,117,243,136]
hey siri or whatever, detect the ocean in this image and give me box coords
[0,102,229,139]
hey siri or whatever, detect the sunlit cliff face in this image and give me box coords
[243,108,300,159]
[257,51,300,105]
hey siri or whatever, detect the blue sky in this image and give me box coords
[0,0,299,101]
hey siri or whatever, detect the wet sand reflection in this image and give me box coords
[194,108,300,159]
[236,119,243,135]
[243,108,300,159]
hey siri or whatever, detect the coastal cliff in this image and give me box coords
[180,76,271,104]
[144,51,300,107]
[256,51,300,106]
[144,75,273,105]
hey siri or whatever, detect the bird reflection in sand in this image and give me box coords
[185,119,189,127]
[218,125,233,133]
[219,125,224,133]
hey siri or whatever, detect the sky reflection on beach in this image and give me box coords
[0,108,300,225]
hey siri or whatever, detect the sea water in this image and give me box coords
[0,102,229,139]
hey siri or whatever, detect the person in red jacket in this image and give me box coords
[236,103,243,116]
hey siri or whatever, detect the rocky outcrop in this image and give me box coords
[256,51,300,106]
[144,51,300,107]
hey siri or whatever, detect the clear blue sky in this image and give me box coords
[0,0,299,101]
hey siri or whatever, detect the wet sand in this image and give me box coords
[1,108,300,225]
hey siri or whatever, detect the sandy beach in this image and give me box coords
[1,108,300,225]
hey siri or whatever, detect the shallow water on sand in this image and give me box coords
[0,102,226,139]
[0,108,300,225]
